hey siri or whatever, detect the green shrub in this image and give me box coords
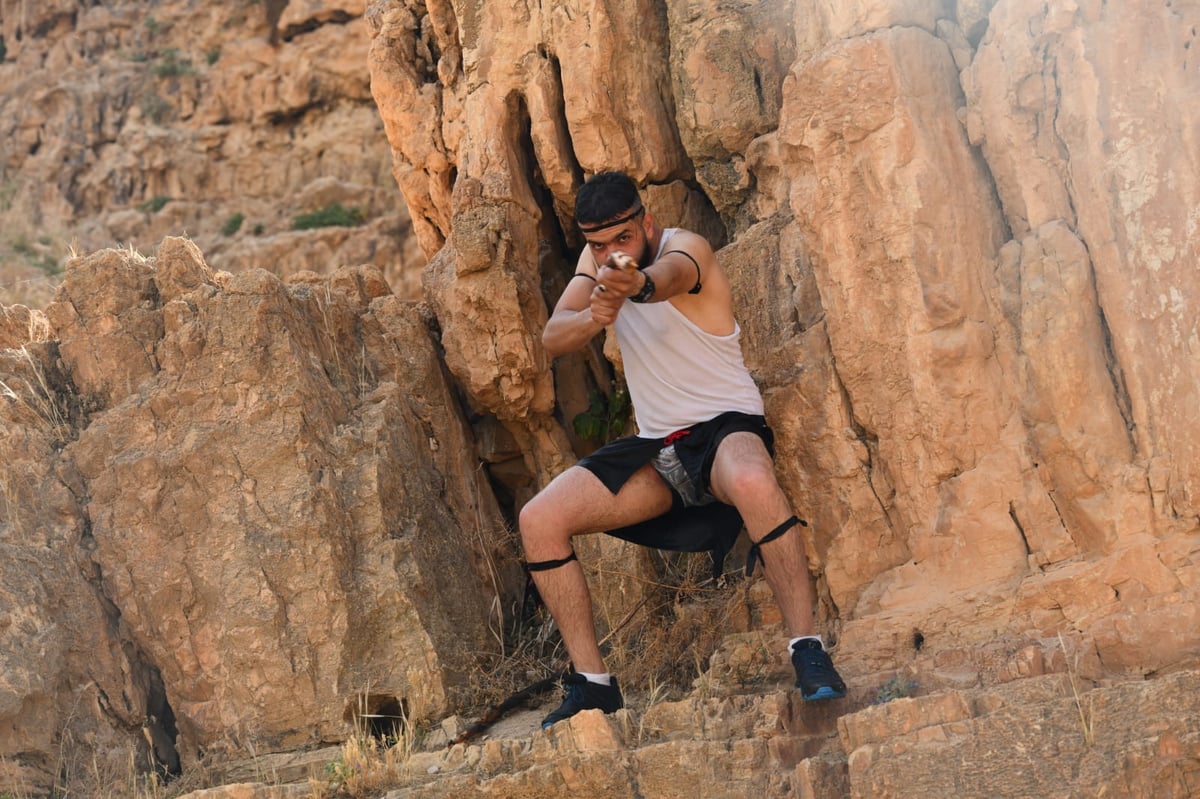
[139,195,171,213]
[572,385,631,445]
[139,91,172,123]
[221,212,245,236]
[35,253,61,275]
[12,238,60,274]
[153,48,193,78]
[0,37,7,62]
[292,203,366,230]
[871,674,918,705]
[206,46,221,66]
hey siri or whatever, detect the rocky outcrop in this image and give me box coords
[0,0,424,310]
[367,0,1200,667]
[181,667,1198,799]
[2,0,1199,796]
[0,240,515,793]
[362,0,1200,791]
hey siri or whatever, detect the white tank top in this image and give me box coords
[614,229,764,438]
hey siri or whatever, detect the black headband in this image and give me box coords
[578,201,644,233]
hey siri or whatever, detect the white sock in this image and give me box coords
[789,635,824,654]
[577,671,612,686]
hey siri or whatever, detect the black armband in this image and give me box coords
[663,249,702,294]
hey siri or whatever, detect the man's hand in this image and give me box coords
[590,251,645,324]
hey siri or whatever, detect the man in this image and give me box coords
[521,171,846,728]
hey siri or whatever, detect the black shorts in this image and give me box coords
[576,411,775,573]
[578,410,775,503]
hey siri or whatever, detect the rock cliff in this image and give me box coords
[1,0,1198,797]
[0,0,423,309]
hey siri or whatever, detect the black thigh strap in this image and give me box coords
[526,551,578,572]
[745,515,807,576]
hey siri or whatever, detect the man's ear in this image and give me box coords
[641,210,655,235]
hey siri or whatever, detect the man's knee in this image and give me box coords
[519,485,574,543]
[518,493,548,542]
[720,461,781,505]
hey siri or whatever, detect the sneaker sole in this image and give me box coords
[801,686,845,701]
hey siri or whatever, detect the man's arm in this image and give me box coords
[596,231,736,336]
[542,250,608,359]
[545,230,733,358]
[596,230,715,303]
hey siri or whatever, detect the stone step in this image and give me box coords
[176,669,1200,799]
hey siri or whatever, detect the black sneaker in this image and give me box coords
[791,639,847,701]
[540,673,624,729]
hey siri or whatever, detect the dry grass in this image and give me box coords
[308,692,422,798]
[25,549,749,799]
[597,551,751,701]
[316,732,410,797]
[47,741,170,799]
[295,549,748,796]
[1058,631,1095,746]
[434,546,747,741]
[0,346,71,443]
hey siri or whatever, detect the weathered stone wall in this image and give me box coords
[0,0,424,308]
[1,0,1198,796]
[0,240,515,793]
[365,0,1200,717]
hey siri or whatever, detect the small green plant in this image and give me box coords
[252,222,265,235]
[0,179,17,213]
[33,253,59,274]
[0,36,7,62]
[872,674,918,704]
[292,203,366,230]
[318,695,414,796]
[572,385,631,445]
[221,212,245,236]
[138,195,171,213]
[139,91,172,123]
[205,46,221,65]
[152,48,193,78]
[10,238,59,274]
[144,15,160,37]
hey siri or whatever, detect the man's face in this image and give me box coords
[583,208,651,268]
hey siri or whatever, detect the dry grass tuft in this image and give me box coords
[310,692,421,797]
[443,548,747,734]
[0,346,72,443]
[1058,631,1095,746]
[599,551,751,702]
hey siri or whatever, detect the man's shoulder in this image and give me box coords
[662,228,715,256]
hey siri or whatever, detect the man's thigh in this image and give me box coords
[707,430,782,508]
[537,462,675,536]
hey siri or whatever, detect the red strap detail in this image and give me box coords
[664,429,692,446]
